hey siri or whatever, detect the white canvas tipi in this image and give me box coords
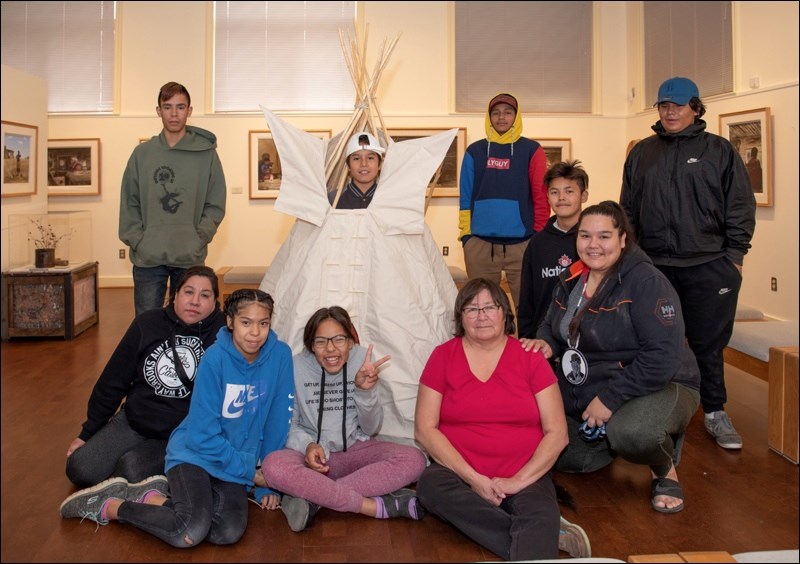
[259,109,458,444]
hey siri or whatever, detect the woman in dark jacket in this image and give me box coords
[65,265,226,488]
[528,201,700,514]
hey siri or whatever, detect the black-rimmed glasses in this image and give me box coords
[312,335,349,350]
[462,305,500,319]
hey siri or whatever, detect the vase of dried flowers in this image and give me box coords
[29,218,72,268]
[35,248,56,268]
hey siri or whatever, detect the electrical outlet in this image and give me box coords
[442,246,449,256]
[119,249,126,259]
[771,277,777,292]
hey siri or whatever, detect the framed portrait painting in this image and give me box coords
[719,108,772,207]
[249,129,331,199]
[47,138,101,196]
[387,128,467,197]
[1,121,38,198]
[537,138,572,170]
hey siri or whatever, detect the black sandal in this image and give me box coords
[651,477,685,513]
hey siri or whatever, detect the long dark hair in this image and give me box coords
[568,200,634,340]
[453,278,515,337]
[302,306,359,352]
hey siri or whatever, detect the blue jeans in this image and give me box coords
[66,408,167,488]
[133,265,187,317]
[117,462,249,548]
[416,462,559,561]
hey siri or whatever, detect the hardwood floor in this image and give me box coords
[1,288,798,562]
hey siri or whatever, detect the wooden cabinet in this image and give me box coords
[1,262,98,340]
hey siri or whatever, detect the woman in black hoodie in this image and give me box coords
[65,265,226,488]
[528,202,700,514]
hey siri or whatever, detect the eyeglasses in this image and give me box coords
[462,304,501,319]
[312,335,349,350]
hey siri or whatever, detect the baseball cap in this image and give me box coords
[654,77,699,106]
[345,132,385,158]
[488,93,518,113]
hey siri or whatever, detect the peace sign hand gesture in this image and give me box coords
[355,344,390,390]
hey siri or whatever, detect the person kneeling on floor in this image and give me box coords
[525,201,701,514]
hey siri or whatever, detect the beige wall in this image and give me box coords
[3,1,798,322]
[1,66,49,257]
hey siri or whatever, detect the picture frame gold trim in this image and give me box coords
[249,129,331,200]
[537,138,572,169]
[387,128,467,197]
[47,138,101,196]
[719,107,772,207]
[1,120,38,198]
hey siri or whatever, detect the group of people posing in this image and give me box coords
[61,75,755,562]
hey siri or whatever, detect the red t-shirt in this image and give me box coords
[420,336,557,478]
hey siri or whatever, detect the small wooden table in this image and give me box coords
[1,261,99,340]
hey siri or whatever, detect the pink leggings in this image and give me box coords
[261,438,426,514]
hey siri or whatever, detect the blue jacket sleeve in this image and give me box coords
[253,345,295,502]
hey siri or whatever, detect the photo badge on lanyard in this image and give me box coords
[562,338,588,386]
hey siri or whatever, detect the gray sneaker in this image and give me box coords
[281,495,319,532]
[380,488,427,520]
[559,516,591,558]
[704,411,743,449]
[127,475,168,503]
[59,477,129,525]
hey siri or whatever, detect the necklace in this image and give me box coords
[563,274,589,385]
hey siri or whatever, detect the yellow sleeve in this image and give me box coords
[458,209,472,241]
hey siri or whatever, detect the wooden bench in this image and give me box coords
[724,319,798,382]
[215,266,267,302]
[768,346,799,464]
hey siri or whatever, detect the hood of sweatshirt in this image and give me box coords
[158,125,218,152]
[485,93,523,144]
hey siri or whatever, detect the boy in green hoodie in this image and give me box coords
[119,81,227,316]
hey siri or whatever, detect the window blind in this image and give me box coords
[455,1,593,114]
[1,1,116,114]
[213,1,356,112]
[644,1,733,107]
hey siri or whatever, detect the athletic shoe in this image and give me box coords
[380,488,427,520]
[559,515,591,558]
[704,411,743,449]
[281,495,319,532]
[127,475,168,503]
[59,477,128,525]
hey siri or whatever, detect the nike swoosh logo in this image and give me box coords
[687,158,699,164]
[719,288,732,295]
[225,398,246,416]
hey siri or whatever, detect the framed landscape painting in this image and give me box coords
[2,121,38,198]
[249,129,331,199]
[719,108,772,207]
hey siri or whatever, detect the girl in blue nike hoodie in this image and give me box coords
[74,289,294,547]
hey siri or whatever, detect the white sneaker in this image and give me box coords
[559,515,591,557]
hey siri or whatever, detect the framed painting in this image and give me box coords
[719,108,772,207]
[47,138,101,196]
[537,138,572,170]
[387,128,467,197]
[2,121,38,198]
[249,129,332,199]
